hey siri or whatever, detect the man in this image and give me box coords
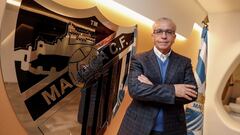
[118,17,198,135]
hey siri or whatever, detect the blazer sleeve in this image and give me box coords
[175,58,198,104]
[128,56,175,104]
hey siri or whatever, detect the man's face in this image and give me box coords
[152,20,176,54]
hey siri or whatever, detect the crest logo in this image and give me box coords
[1,0,136,134]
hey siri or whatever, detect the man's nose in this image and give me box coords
[160,32,167,38]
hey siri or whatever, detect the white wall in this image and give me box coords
[114,0,207,37]
[0,0,6,25]
[204,11,240,135]
[0,1,27,135]
[0,0,6,30]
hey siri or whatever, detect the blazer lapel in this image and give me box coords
[165,51,180,83]
[146,50,162,84]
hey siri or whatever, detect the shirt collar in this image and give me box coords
[153,46,171,62]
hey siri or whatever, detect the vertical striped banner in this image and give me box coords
[185,25,208,135]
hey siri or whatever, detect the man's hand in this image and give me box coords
[138,74,153,85]
[174,84,197,100]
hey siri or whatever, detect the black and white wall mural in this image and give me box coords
[0,0,136,135]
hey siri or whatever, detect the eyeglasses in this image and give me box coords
[153,29,175,36]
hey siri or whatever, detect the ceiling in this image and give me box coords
[113,0,207,37]
[197,0,240,13]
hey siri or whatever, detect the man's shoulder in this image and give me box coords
[133,50,152,59]
[172,51,191,62]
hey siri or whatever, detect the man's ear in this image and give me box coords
[173,34,176,39]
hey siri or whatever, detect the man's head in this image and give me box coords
[152,17,176,54]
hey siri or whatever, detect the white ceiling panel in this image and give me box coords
[114,0,207,37]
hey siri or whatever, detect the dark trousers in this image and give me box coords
[150,130,164,135]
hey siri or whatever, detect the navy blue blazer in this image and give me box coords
[118,49,198,135]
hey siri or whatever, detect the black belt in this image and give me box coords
[150,130,164,135]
